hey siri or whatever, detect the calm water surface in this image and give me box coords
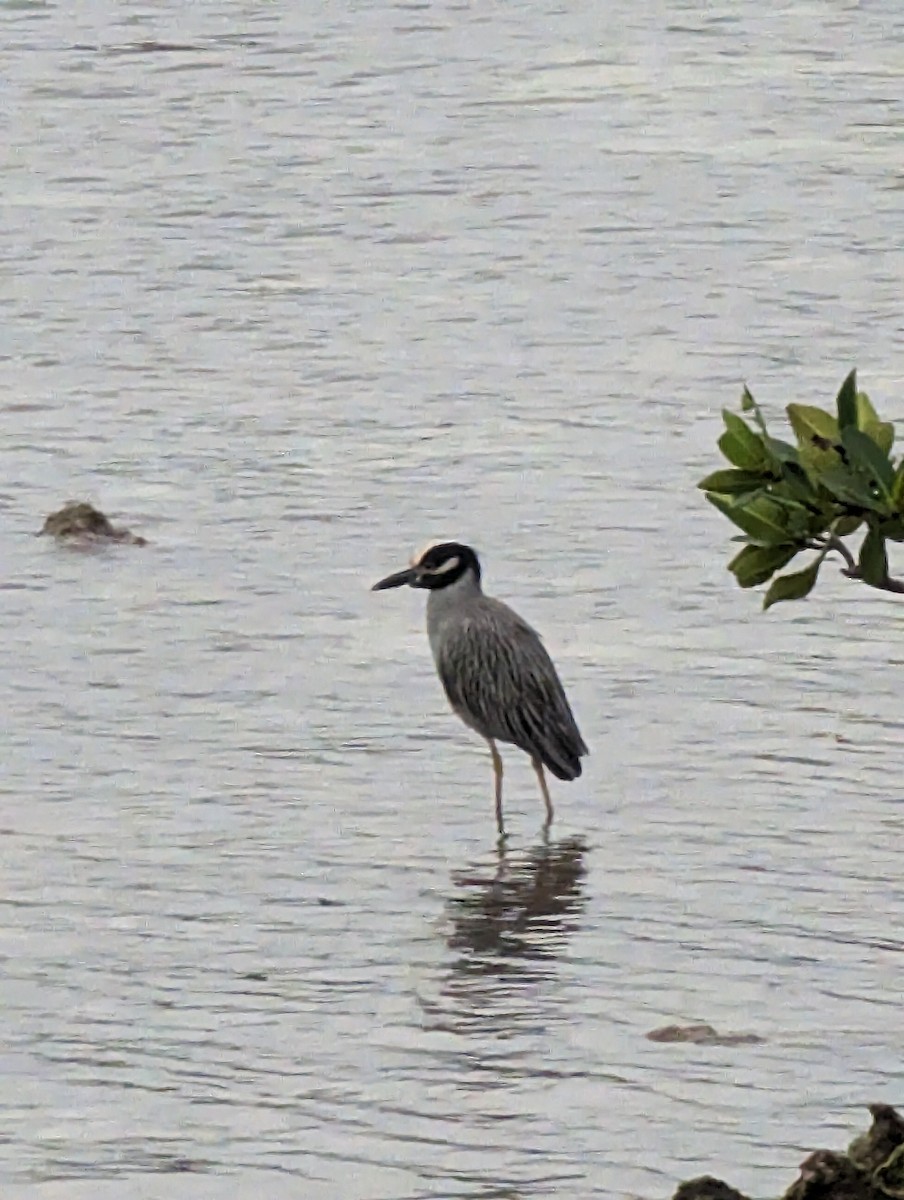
[2,1,903,1197]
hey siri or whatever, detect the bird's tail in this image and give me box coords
[542,733,588,781]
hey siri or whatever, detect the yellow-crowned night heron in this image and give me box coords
[372,541,588,837]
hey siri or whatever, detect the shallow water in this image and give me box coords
[2,1,903,1197]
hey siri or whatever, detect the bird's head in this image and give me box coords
[372,541,482,592]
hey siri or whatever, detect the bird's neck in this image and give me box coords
[426,569,483,661]
[427,568,483,609]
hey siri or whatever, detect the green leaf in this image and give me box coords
[698,469,769,495]
[764,437,800,465]
[741,386,770,437]
[892,461,904,513]
[868,420,895,457]
[717,433,756,470]
[840,427,895,496]
[787,403,840,445]
[836,369,858,431]
[854,388,875,422]
[881,519,904,543]
[707,493,803,546]
[858,525,888,586]
[787,403,845,480]
[833,514,863,537]
[768,466,825,513]
[729,543,799,588]
[763,554,826,610]
[770,493,827,536]
[855,389,894,455]
[818,464,884,511]
[718,411,768,470]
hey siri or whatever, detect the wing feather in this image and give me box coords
[435,601,587,780]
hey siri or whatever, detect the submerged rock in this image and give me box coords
[646,1023,764,1046]
[673,1104,904,1200]
[39,502,147,546]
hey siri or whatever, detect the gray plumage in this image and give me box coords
[372,540,588,836]
[427,571,587,780]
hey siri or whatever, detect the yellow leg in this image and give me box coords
[486,738,505,839]
[532,757,554,827]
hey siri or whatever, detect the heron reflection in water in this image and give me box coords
[422,834,588,1038]
[448,833,587,963]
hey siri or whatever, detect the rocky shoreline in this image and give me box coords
[674,1104,904,1200]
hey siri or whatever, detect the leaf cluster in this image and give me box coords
[699,370,904,608]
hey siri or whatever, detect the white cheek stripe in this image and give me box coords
[432,555,460,575]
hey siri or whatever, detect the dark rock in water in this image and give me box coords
[646,1023,763,1046]
[674,1178,748,1200]
[39,502,147,546]
[785,1149,874,1199]
[874,1145,904,1198]
[671,1104,904,1200]
[848,1105,904,1176]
